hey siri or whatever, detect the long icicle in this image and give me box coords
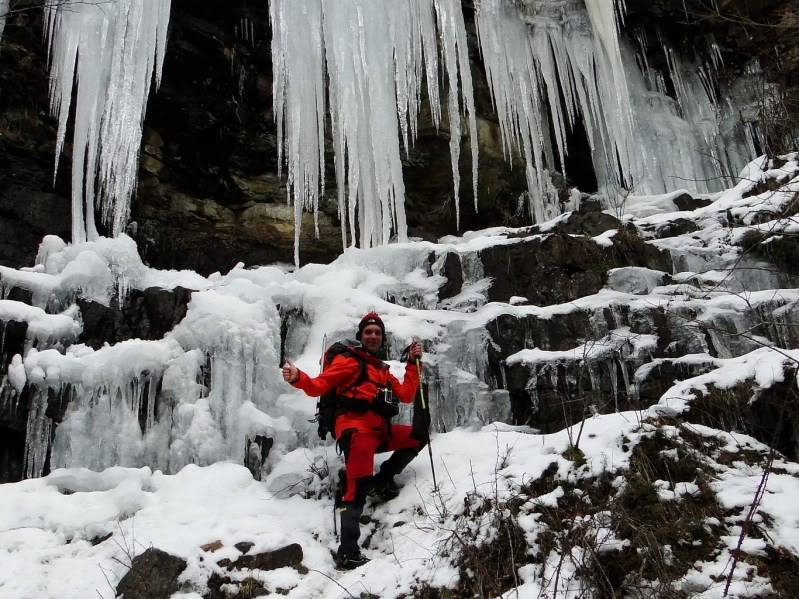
[270,0,478,263]
[45,0,171,243]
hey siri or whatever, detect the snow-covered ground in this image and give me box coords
[3,405,799,599]
[0,417,605,598]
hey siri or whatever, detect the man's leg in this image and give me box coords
[372,424,425,499]
[337,430,379,566]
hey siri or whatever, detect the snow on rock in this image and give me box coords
[653,347,799,417]
[3,411,799,598]
[0,300,81,346]
[606,266,667,295]
[0,414,638,599]
[0,234,206,308]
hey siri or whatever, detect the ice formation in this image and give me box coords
[270,0,478,262]
[27,0,769,255]
[268,0,763,248]
[0,0,8,45]
[0,153,796,483]
[476,0,763,206]
[476,0,634,220]
[45,0,171,243]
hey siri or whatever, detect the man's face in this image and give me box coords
[361,324,383,354]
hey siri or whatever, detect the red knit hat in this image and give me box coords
[356,311,385,341]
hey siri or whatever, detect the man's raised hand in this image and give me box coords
[408,341,423,361]
[282,360,299,384]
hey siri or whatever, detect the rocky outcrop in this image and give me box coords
[216,543,304,572]
[207,543,306,599]
[480,206,671,305]
[685,369,799,461]
[0,285,192,482]
[78,286,192,350]
[0,319,29,483]
[115,548,187,599]
[0,12,71,269]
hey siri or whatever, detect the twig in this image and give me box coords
[308,568,357,599]
[722,447,775,597]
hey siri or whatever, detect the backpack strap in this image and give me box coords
[327,345,370,396]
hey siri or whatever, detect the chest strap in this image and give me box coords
[337,394,398,419]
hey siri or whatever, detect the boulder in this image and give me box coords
[479,229,671,305]
[78,287,193,350]
[217,542,304,572]
[115,548,187,599]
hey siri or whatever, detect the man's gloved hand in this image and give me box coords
[282,360,299,384]
[401,341,423,363]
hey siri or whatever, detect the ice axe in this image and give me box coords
[415,356,438,492]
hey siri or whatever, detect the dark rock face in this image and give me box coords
[130,0,345,273]
[489,282,799,432]
[78,287,193,349]
[0,383,26,483]
[0,319,27,368]
[0,12,71,269]
[490,304,680,431]
[0,1,534,274]
[0,2,795,272]
[243,434,273,481]
[480,228,671,305]
[115,548,187,599]
[438,252,463,302]
[635,359,719,407]
[0,319,29,483]
[686,369,799,460]
[217,543,304,572]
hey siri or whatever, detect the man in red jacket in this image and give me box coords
[282,312,425,569]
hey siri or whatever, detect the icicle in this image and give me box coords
[23,389,52,478]
[434,0,479,227]
[0,0,8,46]
[45,0,171,243]
[476,0,637,217]
[270,0,477,262]
[269,0,326,266]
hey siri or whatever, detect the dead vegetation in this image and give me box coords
[406,414,798,598]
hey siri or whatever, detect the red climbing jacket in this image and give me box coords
[291,346,421,438]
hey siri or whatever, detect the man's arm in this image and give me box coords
[283,355,357,398]
[390,363,421,404]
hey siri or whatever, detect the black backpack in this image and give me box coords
[315,342,368,440]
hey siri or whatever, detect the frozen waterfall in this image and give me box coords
[476,0,760,201]
[45,0,171,243]
[270,0,478,264]
[31,0,768,258]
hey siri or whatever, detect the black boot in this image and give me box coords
[371,447,423,502]
[335,504,369,570]
[370,473,400,502]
